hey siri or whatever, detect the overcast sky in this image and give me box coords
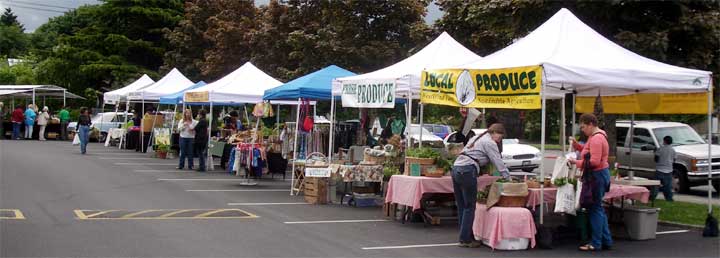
[0,0,442,33]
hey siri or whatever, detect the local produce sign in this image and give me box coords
[341,80,396,108]
[420,66,543,109]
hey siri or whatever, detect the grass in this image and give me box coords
[637,200,720,227]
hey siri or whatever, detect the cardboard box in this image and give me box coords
[141,114,164,132]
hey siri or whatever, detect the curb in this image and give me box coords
[658,220,704,230]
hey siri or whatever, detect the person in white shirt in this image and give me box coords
[177,109,198,170]
[37,106,50,141]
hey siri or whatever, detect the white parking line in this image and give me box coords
[114,163,176,165]
[134,170,190,173]
[187,189,287,192]
[99,157,154,160]
[285,219,390,224]
[656,230,690,235]
[361,243,458,250]
[158,178,253,181]
[227,202,308,206]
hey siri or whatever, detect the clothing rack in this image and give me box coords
[234,142,264,186]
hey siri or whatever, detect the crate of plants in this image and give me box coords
[404,148,440,176]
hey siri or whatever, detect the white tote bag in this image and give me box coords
[72,134,80,145]
[554,183,576,215]
[551,156,569,181]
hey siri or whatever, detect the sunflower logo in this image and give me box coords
[455,70,476,106]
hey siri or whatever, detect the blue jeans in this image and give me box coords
[652,171,674,201]
[78,125,90,154]
[590,168,613,249]
[12,122,21,139]
[178,137,194,169]
[452,164,478,243]
[196,143,208,171]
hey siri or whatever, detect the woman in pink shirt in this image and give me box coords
[569,113,612,251]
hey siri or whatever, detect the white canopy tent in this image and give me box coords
[103,74,155,105]
[450,8,714,221]
[327,32,485,165]
[0,85,84,107]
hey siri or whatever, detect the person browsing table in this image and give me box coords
[451,123,510,248]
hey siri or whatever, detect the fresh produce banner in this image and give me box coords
[420,66,543,109]
[575,93,709,114]
[341,80,396,108]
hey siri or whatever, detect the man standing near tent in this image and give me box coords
[58,106,70,140]
[11,105,24,140]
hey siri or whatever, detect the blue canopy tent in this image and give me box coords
[263,65,358,195]
[159,81,206,105]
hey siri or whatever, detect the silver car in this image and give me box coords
[616,121,720,193]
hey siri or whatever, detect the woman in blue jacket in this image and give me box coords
[24,104,37,139]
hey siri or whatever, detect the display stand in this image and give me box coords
[235,142,263,186]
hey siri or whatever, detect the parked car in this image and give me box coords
[616,121,720,193]
[68,112,133,142]
[444,129,541,172]
[405,124,447,149]
[422,124,454,139]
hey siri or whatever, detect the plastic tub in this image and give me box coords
[623,206,660,240]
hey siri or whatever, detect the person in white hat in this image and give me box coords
[37,106,50,141]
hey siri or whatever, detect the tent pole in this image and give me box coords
[572,94,575,138]
[207,102,213,171]
[419,103,424,148]
[276,104,280,128]
[407,90,412,148]
[42,96,45,108]
[120,101,128,149]
[328,97,335,160]
[629,114,635,180]
[562,95,566,154]
[708,80,714,213]
[141,98,145,152]
[32,88,35,107]
[63,90,66,107]
[171,104,178,134]
[539,80,547,225]
[290,98,301,195]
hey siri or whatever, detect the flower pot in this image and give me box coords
[157,151,167,159]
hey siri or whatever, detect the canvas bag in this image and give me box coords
[554,183,576,215]
[72,133,80,145]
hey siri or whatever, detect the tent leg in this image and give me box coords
[708,82,714,213]
[141,99,145,152]
[407,90,412,148]
[171,104,178,134]
[290,98,301,196]
[629,114,635,180]
[63,90,66,107]
[207,102,214,171]
[419,103,424,148]
[562,96,566,154]
[328,97,335,160]
[539,83,547,225]
[571,94,576,138]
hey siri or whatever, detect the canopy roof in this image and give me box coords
[264,65,355,101]
[159,81,206,105]
[0,85,84,99]
[103,74,155,104]
[185,62,283,104]
[333,32,483,98]
[459,8,712,96]
[128,68,195,101]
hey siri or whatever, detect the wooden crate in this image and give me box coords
[403,157,435,176]
[304,177,328,204]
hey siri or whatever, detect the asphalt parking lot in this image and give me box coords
[1,140,718,257]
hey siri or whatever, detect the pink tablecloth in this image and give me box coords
[385,175,499,211]
[473,204,536,250]
[526,184,650,210]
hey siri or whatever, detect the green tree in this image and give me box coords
[31,1,183,98]
[436,0,720,146]
[1,8,23,31]
[0,24,27,57]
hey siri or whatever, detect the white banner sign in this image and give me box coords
[305,167,331,178]
[341,80,396,108]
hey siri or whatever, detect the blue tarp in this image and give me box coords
[263,65,355,101]
[158,81,206,105]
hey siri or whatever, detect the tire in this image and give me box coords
[98,132,107,143]
[522,168,535,173]
[673,168,691,194]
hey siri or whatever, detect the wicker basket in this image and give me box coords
[363,154,386,165]
[497,195,528,207]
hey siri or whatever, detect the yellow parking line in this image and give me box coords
[0,209,25,220]
[121,210,162,218]
[158,209,198,218]
[84,210,120,218]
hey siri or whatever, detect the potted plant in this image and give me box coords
[156,143,170,159]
